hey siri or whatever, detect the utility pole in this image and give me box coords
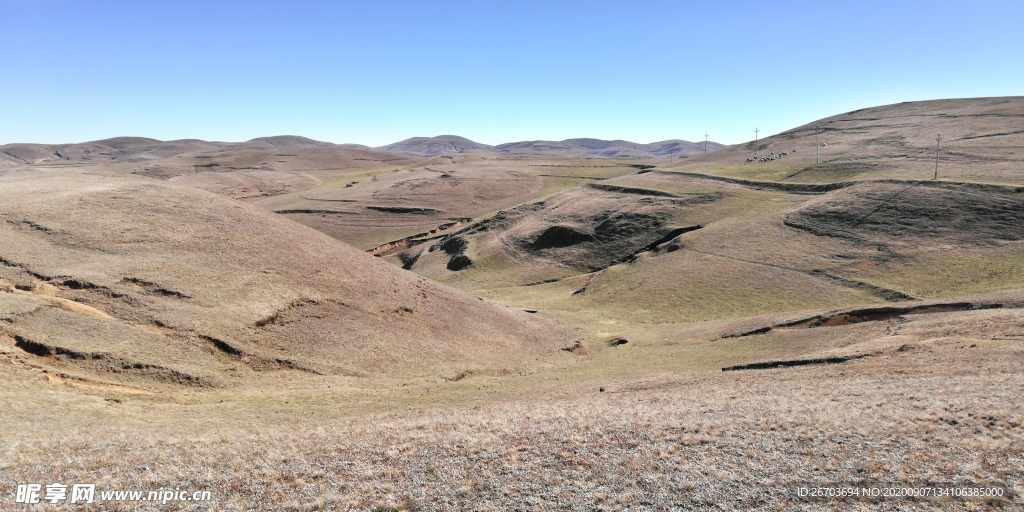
[754,128,760,156]
[933,133,942,180]
[815,126,820,164]
[704,133,709,154]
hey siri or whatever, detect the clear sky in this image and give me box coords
[3,0,1021,146]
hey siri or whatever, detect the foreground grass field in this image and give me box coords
[3,304,1023,510]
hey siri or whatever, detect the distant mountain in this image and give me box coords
[0,135,343,166]
[373,135,725,158]
[0,138,223,165]
[246,136,338,148]
[375,136,492,157]
[0,134,726,167]
[642,140,728,157]
[494,138,726,158]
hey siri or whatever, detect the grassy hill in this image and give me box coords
[0,171,575,390]
[494,138,727,158]
[253,154,642,250]
[662,96,1024,185]
[376,135,493,156]
[384,98,1024,351]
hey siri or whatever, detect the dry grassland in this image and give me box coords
[2,98,1023,510]
[3,308,1022,510]
[661,97,1024,186]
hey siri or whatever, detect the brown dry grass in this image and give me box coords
[2,308,1022,510]
[0,171,575,386]
[255,155,638,250]
[661,97,1024,186]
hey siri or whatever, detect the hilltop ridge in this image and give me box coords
[1,134,727,166]
[662,96,1024,185]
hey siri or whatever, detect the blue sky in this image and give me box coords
[3,0,1021,146]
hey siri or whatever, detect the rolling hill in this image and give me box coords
[0,171,575,389]
[1,134,727,170]
[661,96,1024,185]
[374,135,727,158]
[0,135,425,203]
[375,135,493,157]
[382,97,1024,350]
[252,154,641,250]
[0,135,363,168]
[493,138,727,158]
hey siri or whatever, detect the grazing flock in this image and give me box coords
[746,149,797,163]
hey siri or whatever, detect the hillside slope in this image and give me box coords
[0,171,575,388]
[253,154,640,250]
[376,136,492,156]
[384,98,1024,347]
[662,96,1024,185]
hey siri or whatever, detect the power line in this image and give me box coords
[753,128,760,156]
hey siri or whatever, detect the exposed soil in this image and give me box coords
[366,206,440,215]
[721,300,1013,339]
[722,353,875,371]
[560,340,588,355]
[11,333,216,387]
[585,183,680,197]
[272,209,358,215]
